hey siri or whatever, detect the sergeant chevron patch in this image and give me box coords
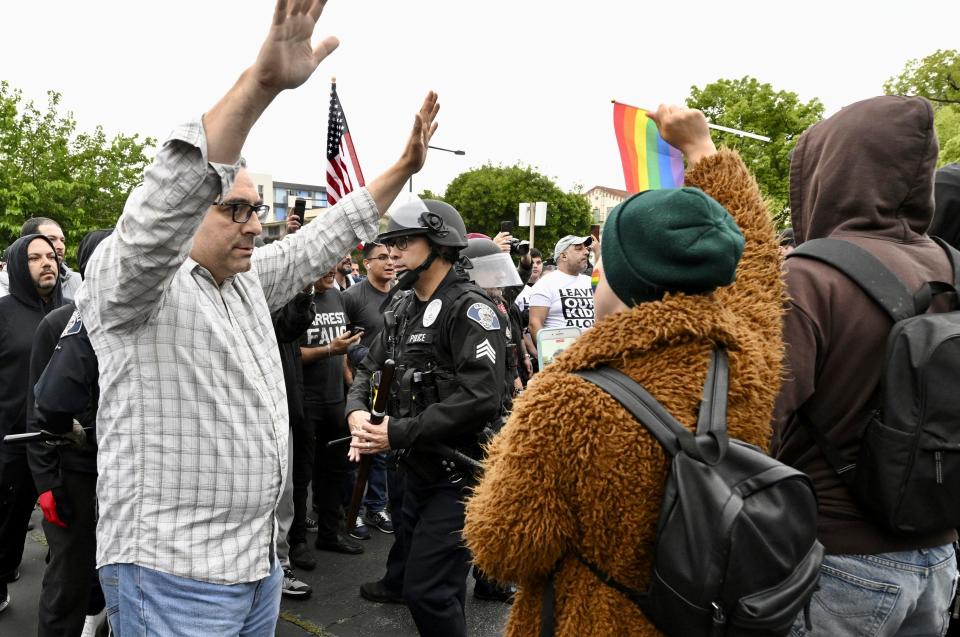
[475,339,496,364]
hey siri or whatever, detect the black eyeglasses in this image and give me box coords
[366,254,391,262]
[214,199,271,223]
[382,237,411,250]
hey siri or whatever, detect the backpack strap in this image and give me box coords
[788,238,918,321]
[574,366,685,457]
[694,349,731,464]
[540,564,559,637]
[575,349,730,464]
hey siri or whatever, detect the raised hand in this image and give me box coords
[400,92,440,174]
[252,0,340,92]
[646,105,717,166]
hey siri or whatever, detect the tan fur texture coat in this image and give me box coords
[464,149,784,636]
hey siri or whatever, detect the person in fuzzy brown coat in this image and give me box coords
[464,105,784,636]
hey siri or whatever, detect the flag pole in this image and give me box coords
[335,78,366,186]
[611,100,771,143]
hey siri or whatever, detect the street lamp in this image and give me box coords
[409,145,466,192]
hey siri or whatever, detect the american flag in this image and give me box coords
[326,81,365,205]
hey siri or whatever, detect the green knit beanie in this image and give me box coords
[601,187,745,306]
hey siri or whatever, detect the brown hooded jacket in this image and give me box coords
[464,149,783,636]
[772,95,957,554]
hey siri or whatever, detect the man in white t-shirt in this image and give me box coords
[528,235,595,341]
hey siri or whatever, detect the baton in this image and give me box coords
[427,443,484,472]
[3,427,91,446]
[345,359,396,532]
[326,434,352,447]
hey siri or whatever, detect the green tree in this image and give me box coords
[0,81,155,265]
[937,106,960,165]
[686,76,824,225]
[884,49,960,105]
[443,163,592,255]
[884,50,960,167]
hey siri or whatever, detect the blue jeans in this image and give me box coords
[362,451,389,513]
[792,544,958,637]
[99,560,282,636]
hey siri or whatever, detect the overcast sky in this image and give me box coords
[2,1,957,197]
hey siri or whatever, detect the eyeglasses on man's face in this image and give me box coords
[366,254,391,263]
[214,199,271,224]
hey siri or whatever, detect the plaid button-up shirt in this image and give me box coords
[76,119,378,584]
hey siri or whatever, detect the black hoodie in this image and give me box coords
[928,163,960,248]
[28,229,113,491]
[0,234,63,461]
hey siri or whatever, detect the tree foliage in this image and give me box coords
[0,81,155,265]
[884,50,960,167]
[884,49,960,105]
[686,76,824,225]
[443,163,592,255]
[936,106,960,166]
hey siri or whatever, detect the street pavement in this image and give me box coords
[1,508,511,636]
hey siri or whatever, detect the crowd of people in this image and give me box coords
[2,2,960,637]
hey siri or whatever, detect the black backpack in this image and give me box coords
[540,349,823,637]
[788,237,960,535]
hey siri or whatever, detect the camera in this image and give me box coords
[509,239,530,257]
[499,220,529,257]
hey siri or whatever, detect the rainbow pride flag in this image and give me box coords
[613,101,684,193]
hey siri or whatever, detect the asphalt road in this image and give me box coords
[1,508,511,636]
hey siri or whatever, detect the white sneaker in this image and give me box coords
[282,567,312,599]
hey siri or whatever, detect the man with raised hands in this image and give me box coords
[75,0,439,633]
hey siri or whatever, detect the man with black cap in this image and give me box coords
[347,198,507,637]
[0,233,64,613]
[528,234,595,343]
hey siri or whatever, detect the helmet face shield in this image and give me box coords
[378,198,432,243]
[466,252,523,289]
[377,198,466,248]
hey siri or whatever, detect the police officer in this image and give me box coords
[460,236,522,603]
[347,199,507,637]
[28,229,111,636]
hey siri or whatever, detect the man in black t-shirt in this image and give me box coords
[299,266,362,554]
[342,243,395,539]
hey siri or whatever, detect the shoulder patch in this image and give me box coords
[466,302,501,331]
[61,310,83,338]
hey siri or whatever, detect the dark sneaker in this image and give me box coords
[0,582,9,613]
[2,569,19,583]
[290,542,317,571]
[363,510,394,534]
[282,568,312,599]
[360,580,404,604]
[349,516,371,541]
[474,580,516,603]
[304,516,319,533]
[315,533,364,555]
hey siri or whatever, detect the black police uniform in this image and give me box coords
[28,304,104,635]
[347,267,507,637]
